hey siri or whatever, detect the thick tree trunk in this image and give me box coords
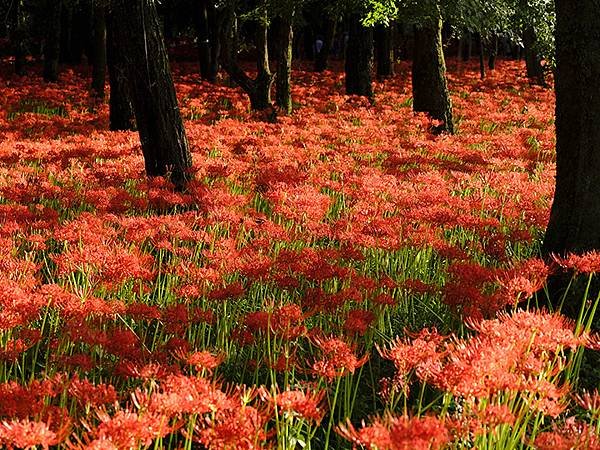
[11,0,27,76]
[106,12,135,131]
[276,12,294,114]
[43,0,62,82]
[110,0,192,188]
[412,20,454,134]
[208,8,221,82]
[345,14,374,98]
[314,17,336,72]
[91,2,107,99]
[542,0,600,314]
[523,26,546,86]
[376,24,394,79]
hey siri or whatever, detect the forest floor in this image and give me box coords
[0,58,596,449]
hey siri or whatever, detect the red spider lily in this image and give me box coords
[337,414,450,450]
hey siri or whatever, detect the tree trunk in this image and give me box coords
[106,11,135,131]
[345,14,373,98]
[208,6,221,82]
[11,0,27,76]
[91,2,107,99]
[71,0,93,64]
[197,0,212,82]
[276,12,294,114]
[412,19,454,134]
[523,26,546,86]
[376,23,394,79]
[43,0,62,82]
[314,17,336,72]
[110,0,192,189]
[488,35,498,70]
[59,3,73,63]
[477,33,485,80]
[542,0,600,314]
[220,4,275,114]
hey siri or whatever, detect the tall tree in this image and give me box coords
[542,0,600,258]
[345,13,374,99]
[314,15,337,72]
[220,1,275,113]
[412,18,454,133]
[376,23,395,79]
[91,0,107,98]
[196,0,218,82]
[43,0,62,82]
[106,7,135,131]
[110,0,192,189]
[276,9,295,114]
[10,0,27,76]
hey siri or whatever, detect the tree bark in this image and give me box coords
[542,0,600,313]
[106,8,134,131]
[314,17,336,72]
[110,0,192,188]
[477,33,485,80]
[91,2,107,99]
[412,19,454,134]
[197,0,212,82]
[376,23,394,79]
[276,11,294,114]
[488,35,498,70]
[345,14,374,98]
[523,26,546,86]
[43,0,62,82]
[11,0,27,76]
[220,4,275,114]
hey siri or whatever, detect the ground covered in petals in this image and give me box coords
[1,59,597,449]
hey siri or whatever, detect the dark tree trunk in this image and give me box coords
[461,32,471,61]
[477,33,485,79]
[314,17,336,72]
[110,0,192,188]
[542,0,600,314]
[523,26,546,86]
[197,0,212,82]
[208,8,221,82]
[11,0,27,76]
[71,0,93,64]
[376,23,394,79]
[43,0,62,82]
[412,19,454,134]
[106,11,135,131]
[59,3,73,63]
[345,14,373,98]
[220,4,275,114]
[91,2,107,99]
[488,35,498,70]
[276,12,294,114]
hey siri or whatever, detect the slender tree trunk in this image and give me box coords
[412,19,454,134]
[43,0,62,82]
[376,23,394,79]
[276,11,294,114]
[220,4,274,114]
[197,0,212,81]
[477,33,485,79]
[11,0,27,76]
[345,14,374,98]
[208,6,221,82]
[523,26,546,86]
[91,2,107,99]
[106,11,135,131]
[59,3,73,63]
[314,17,336,72]
[110,0,192,188]
[71,0,92,64]
[488,35,498,70]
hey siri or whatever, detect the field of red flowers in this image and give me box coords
[0,58,598,449]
